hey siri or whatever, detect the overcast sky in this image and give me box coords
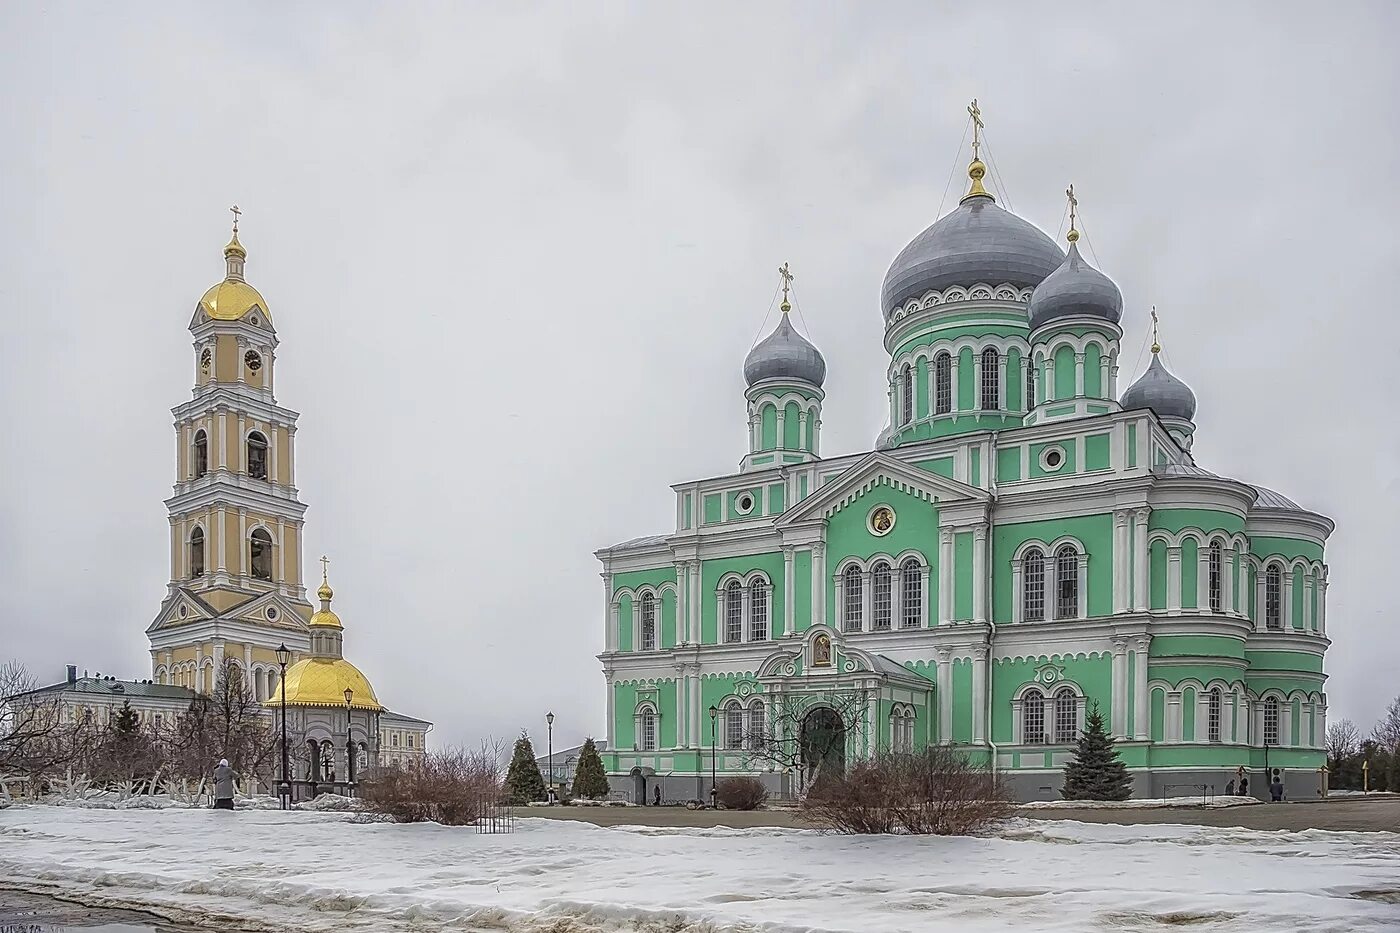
[2,3,1397,749]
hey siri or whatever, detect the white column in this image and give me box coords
[1046,357,1057,402]
[1077,555,1089,619]
[1133,509,1149,611]
[776,410,786,449]
[1133,637,1151,739]
[1166,546,1182,614]
[1110,639,1128,737]
[1223,548,1236,616]
[689,667,701,747]
[287,426,296,486]
[216,509,227,573]
[1197,547,1211,611]
[797,411,809,452]
[973,524,988,624]
[689,561,702,643]
[1011,560,1023,623]
[1166,692,1182,743]
[997,355,1007,410]
[276,518,286,584]
[867,691,879,758]
[971,648,987,743]
[1254,573,1267,632]
[1109,361,1120,399]
[1098,356,1110,399]
[1018,356,1031,412]
[671,567,684,645]
[674,676,685,749]
[781,547,795,636]
[217,409,227,470]
[950,355,961,410]
[935,649,953,742]
[1303,575,1314,632]
[1281,704,1293,748]
[921,567,932,627]
[860,571,872,633]
[1112,511,1129,614]
[269,424,279,485]
[238,509,248,577]
[1235,691,1248,745]
[194,644,204,692]
[1074,352,1086,397]
[236,413,246,471]
[1318,572,1328,634]
[741,585,752,641]
[604,669,615,745]
[973,353,984,409]
[938,529,953,624]
[812,544,826,627]
[1282,572,1295,630]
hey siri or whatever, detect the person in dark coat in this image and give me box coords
[213,759,237,810]
[1225,778,1235,796]
[1238,775,1249,797]
[1270,777,1284,802]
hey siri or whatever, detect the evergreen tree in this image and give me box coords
[113,701,140,736]
[571,737,610,800]
[1060,702,1132,801]
[504,731,546,804]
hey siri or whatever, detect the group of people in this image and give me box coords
[1225,768,1287,801]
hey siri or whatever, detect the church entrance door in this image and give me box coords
[800,707,846,791]
[630,767,646,804]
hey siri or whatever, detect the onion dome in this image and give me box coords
[1028,241,1123,329]
[272,658,383,710]
[881,161,1062,320]
[875,421,895,450]
[743,305,826,388]
[310,566,341,629]
[1121,353,1196,421]
[198,214,270,323]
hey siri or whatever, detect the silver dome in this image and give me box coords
[881,194,1063,320]
[1121,354,1196,421]
[743,313,826,388]
[1252,485,1303,511]
[1028,241,1123,330]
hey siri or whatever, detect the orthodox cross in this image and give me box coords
[320,554,330,581]
[968,99,984,161]
[778,262,794,309]
[1065,184,1079,242]
[1150,306,1161,354]
[230,204,241,235]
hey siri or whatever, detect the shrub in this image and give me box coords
[716,776,768,810]
[360,744,502,825]
[801,746,1015,835]
[571,737,610,800]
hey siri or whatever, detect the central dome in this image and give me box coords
[882,194,1062,320]
[274,658,383,710]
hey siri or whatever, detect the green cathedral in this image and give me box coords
[595,128,1332,803]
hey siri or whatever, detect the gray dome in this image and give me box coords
[1121,354,1196,421]
[1028,241,1123,330]
[743,313,826,388]
[875,421,895,450]
[881,194,1063,320]
[1252,485,1303,511]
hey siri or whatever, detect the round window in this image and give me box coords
[249,315,260,325]
[1040,446,1066,472]
[178,605,187,619]
[735,493,756,515]
[244,350,263,373]
[266,607,279,621]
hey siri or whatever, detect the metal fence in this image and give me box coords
[1162,782,1216,804]
[476,798,516,834]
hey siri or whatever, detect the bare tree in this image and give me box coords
[90,702,165,800]
[740,690,870,796]
[166,662,276,799]
[1326,719,1360,774]
[1372,696,1400,792]
[360,741,505,824]
[1,660,97,799]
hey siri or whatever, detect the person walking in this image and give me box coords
[1238,774,1249,798]
[1270,775,1284,802]
[1225,778,1236,796]
[213,759,238,811]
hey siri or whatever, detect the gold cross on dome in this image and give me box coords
[968,99,984,160]
[229,204,241,234]
[1066,184,1079,242]
[319,554,330,581]
[1150,306,1161,354]
[778,262,794,307]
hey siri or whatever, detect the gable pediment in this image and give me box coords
[777,452,987,526]
[147,588,216,633]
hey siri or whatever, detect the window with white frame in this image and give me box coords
[190,527,205,578]
[724,581,743,643]
[901,364,913,425]
[843,564,863,632]
[1209,541,1223,612]
[1263,696,1280,745]
[1054,545,1079,620]
[1264,564,1282,630]
[193,429,208,477]
[1054,688,1077,743]
[890,706,915,753]
[900,558,922,628]
[1025,359,1036,410]
[871,561,892,630]
[640,592,656,650]
[1023,548,1046,621]
[980,347,1000,411]
[748,700,766,750]
[639,705,657,751]
[749,579,768,641]
[249,529,273,581]
[724,701,744,749]
[1023,689,1046,744]
[1208,687,1222,743]
[247,430,268,480]
[934,351,952,414]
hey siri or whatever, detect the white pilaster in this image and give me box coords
[973,524,987,624]
[1133,637,1151,739]
[1074,352,1086,397]
[1166,546,1182,614]
[812,544,826,627]
[938,529,953,624]
[971,647,987,743]
[936,648,953,742]
[604,669,615,745]
[1112,510,1129,613]
[1282,572,1295,630]
[1110,639,1128,737]
[1133,508,1150,611]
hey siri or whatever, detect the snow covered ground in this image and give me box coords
[1022,795,1260,809]
[1,806,1397,932]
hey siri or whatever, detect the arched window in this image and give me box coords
[980,347,1000,411]
[724,701,744,749]
[1263,696,1280,745]
[934,351,952,414]
[1208,687,1222,743]
[249,529,273,581]
[1264,564,1282,630]
[640,592,656,651]
[1023,548,1046,622]
[871,561,892,631]
[193,429,208,477]
[189,527,205,578]
[1054,545,1079,620]
[900,364,913,425]
[724,581,743,643]
[1025,359,1036,410]
[843,564,863,632]
[1023,689,1046,744]
[748,701,766,751]
[900,558,922,628]
[1054,688,1078,743]
[247,431,268,480]
[1209,541,1223,612]
[749,579,768,642]
[266,669,277,700]
[640,706,657,751]
[891,707,914,753]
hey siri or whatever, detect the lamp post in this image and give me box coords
[275,643,290,809]
[546,710,555,804]
[708,704,719,809]
[344,688,354,791]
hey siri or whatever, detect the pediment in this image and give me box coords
[777,452,987,526]
[147,588,216,633]
[229,590,309,629]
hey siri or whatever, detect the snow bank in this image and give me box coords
[1,807,1396,932]
[293,793,358,812]
[1024,795,1260,810]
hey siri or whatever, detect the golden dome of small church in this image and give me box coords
[273,570,384,711]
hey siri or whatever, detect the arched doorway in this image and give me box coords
[630,767,646,804]
[800,707,846,791]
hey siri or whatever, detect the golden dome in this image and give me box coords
[224,232,246,258]
[317,580,334,601]
[265,658,383,710]
[309,607,342,629]
[200,279,270,322]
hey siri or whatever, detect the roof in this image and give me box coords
[743,312,826,388]
[9,677,195,704]
[381,709,432,727]
[536,740,608,763]
[1251,484,1303,511]
[263,657,383,711]
[604,533,670,552]
[1027,241,1123,330]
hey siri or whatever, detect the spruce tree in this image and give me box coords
[1061,702,1133,801]
[114,700,140,735]
[504,731,547,804]
[571,737,610,800]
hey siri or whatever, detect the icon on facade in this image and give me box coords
[868,505,896,536]
[813,633,832,667]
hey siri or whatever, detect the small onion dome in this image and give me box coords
[875,421,895,450]
[1121,354,1197,421]
[881,181,1062,320]
[743,310,826,388]
[223,231,246,259]
[310,572,341,628]
[1027,241,1123,330]
[317,579,334,602]
[199,232,269,322]
[266,658,383,710]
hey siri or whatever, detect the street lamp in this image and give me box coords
[708,704,719,809]
[275,643,290,809]
[344,688,354,788]
[546,710,555,804]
